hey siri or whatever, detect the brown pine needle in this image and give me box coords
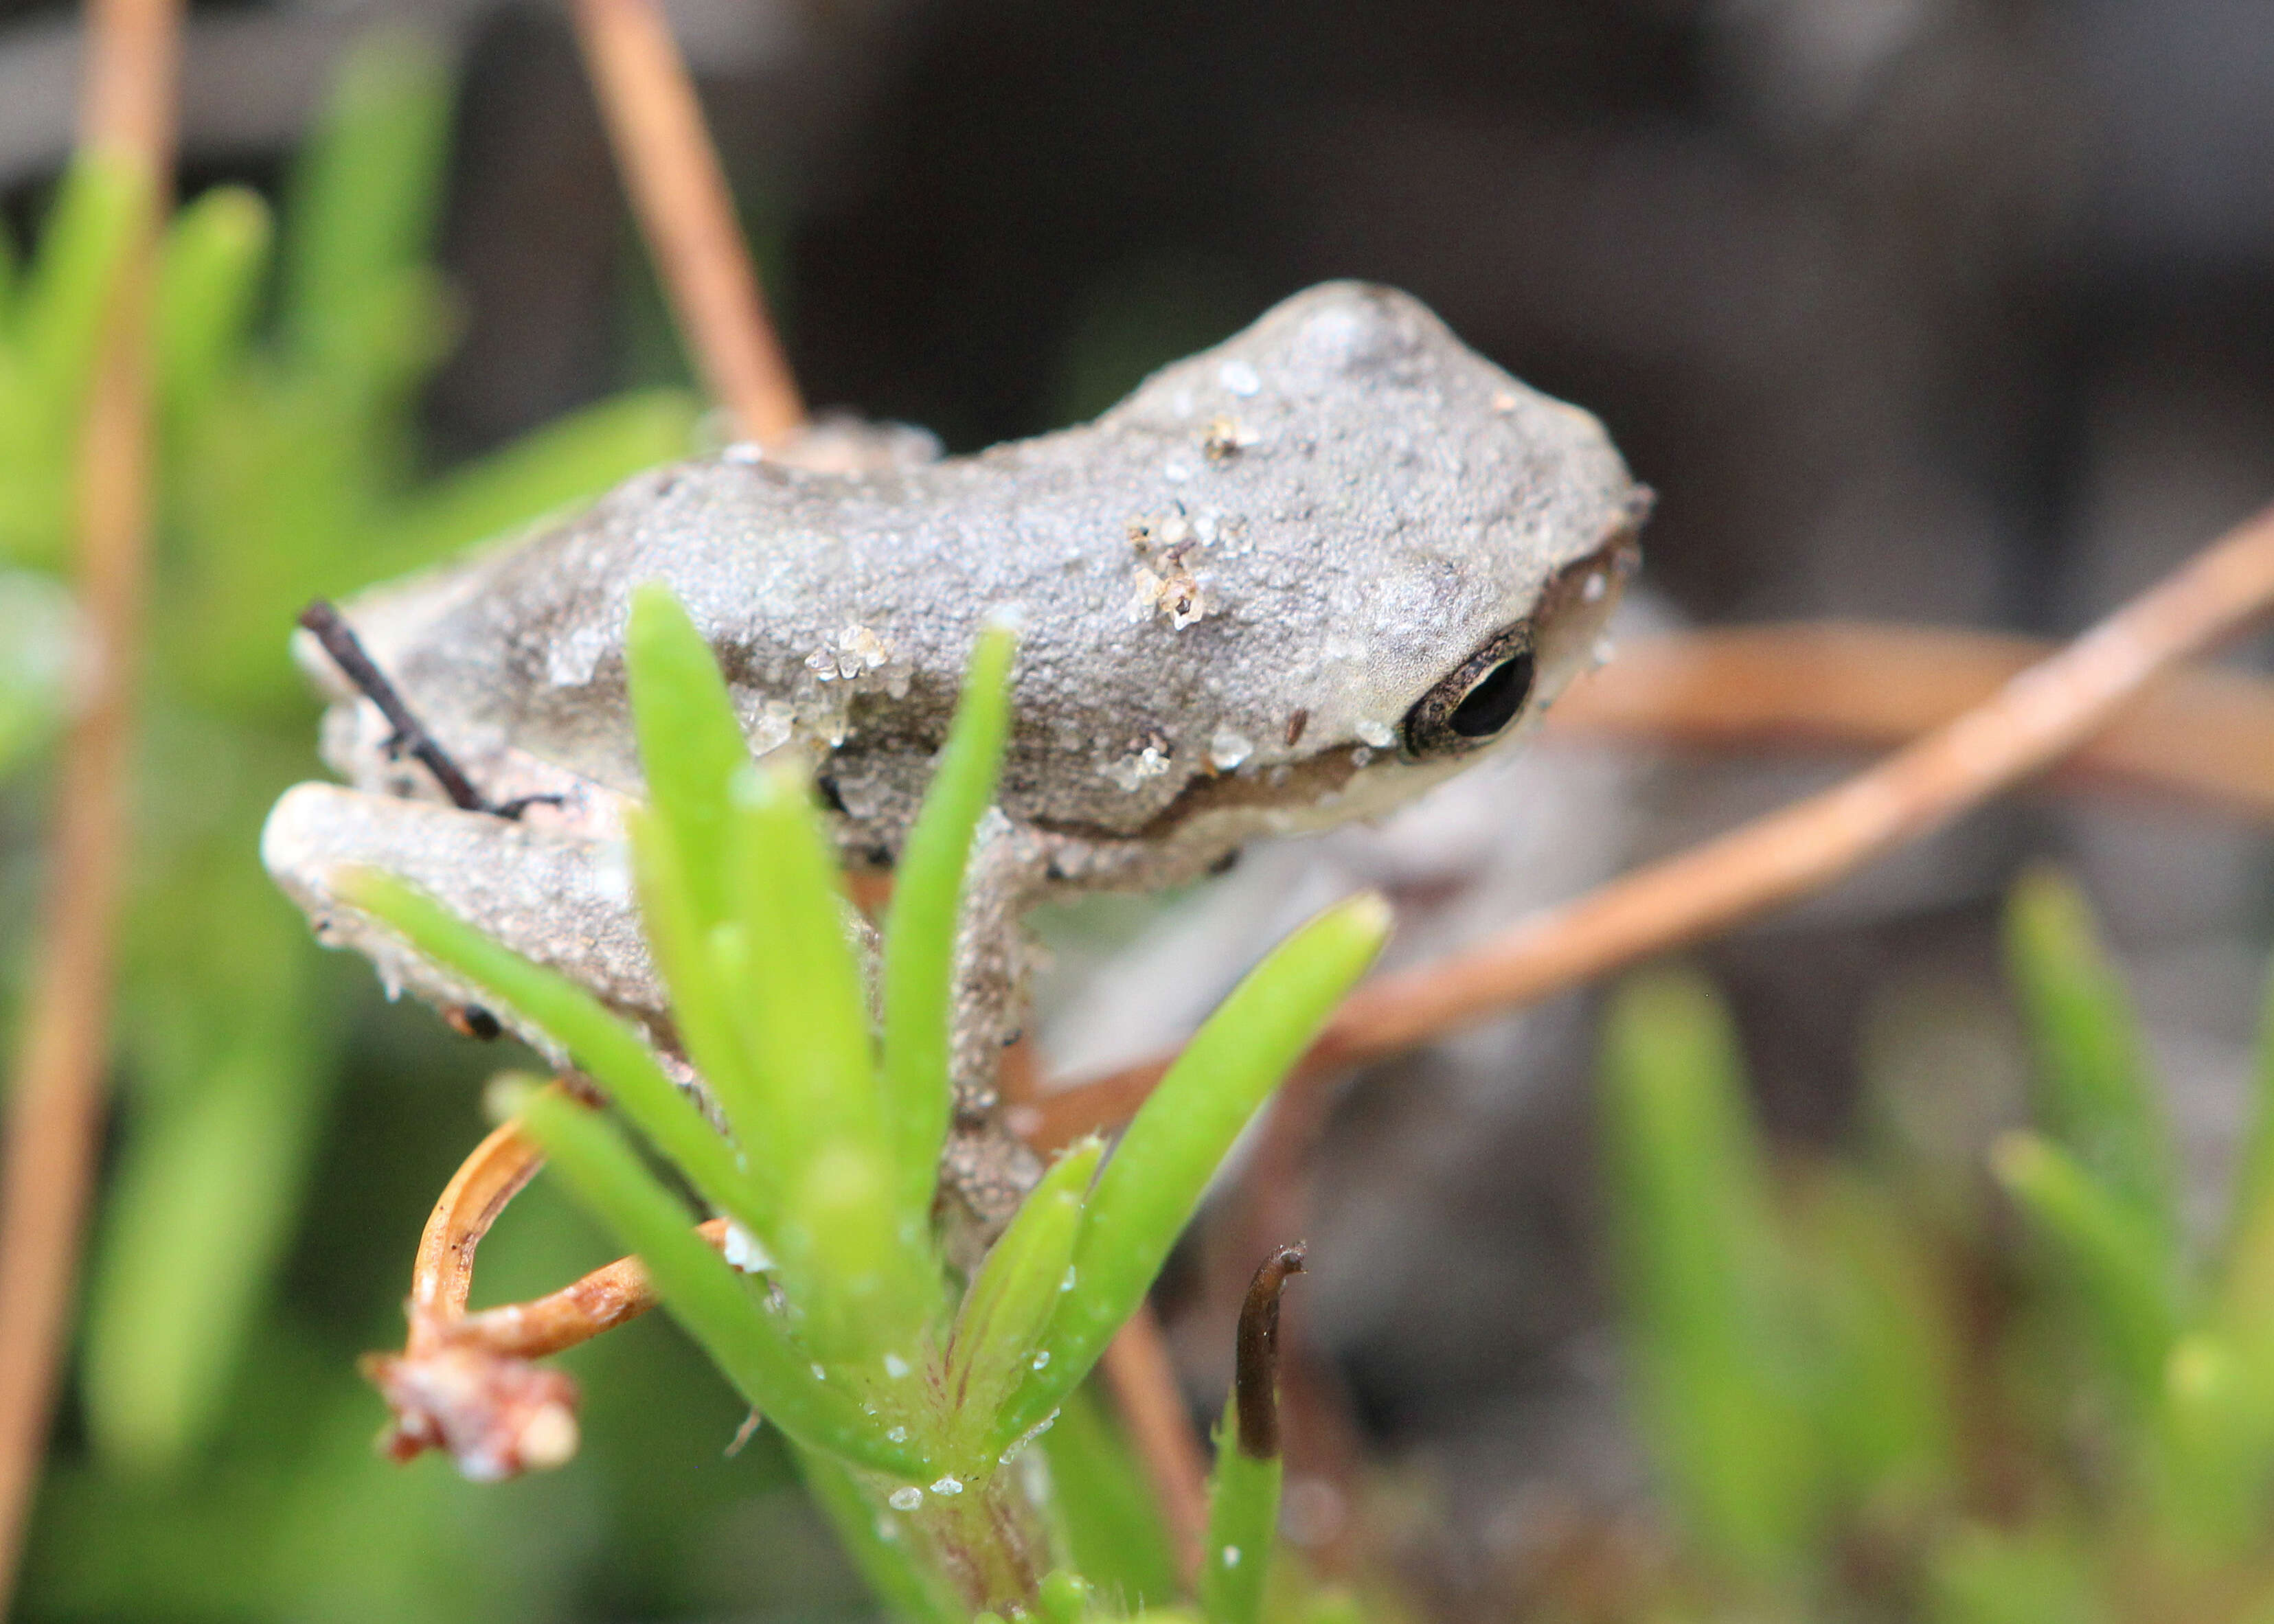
[571,0,806,446]
[1029,501,2274,1150]
[1548,622,2274,819]
[1102,1304,1212,1583]
[0,0,180,1601]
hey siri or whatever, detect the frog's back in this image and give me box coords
[327,282,1639,848]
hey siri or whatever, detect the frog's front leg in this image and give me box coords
[937,808,1051,1231]
[269,781,1051,1235]
[264,784,671,1055]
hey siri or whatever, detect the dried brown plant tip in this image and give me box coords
[1234,1245,1306,1461]
[362,1344,580,1481]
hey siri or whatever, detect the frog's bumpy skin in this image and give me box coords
[264,281,1646,1224]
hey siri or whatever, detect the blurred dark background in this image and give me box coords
[8,0,2274,1616]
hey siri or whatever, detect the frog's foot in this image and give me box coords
[932,812,1065,1235]
[940,1125,1044,1257]
[262,781,672,1068]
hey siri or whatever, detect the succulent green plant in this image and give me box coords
[351,584,1391,1619]
[1600,867,2274,1622]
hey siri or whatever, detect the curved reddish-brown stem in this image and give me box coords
[402,1111,549,1353]
[365,1082,739,1478]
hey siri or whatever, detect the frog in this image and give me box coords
[261,280,1648,1227]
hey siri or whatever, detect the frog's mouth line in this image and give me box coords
[1028,517,1644,853]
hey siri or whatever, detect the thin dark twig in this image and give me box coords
[297,599,558,821]
[298,599,488,812]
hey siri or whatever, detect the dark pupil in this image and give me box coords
[1448,652,1534,737]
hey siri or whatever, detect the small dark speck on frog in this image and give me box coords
[1203,415,1255,461]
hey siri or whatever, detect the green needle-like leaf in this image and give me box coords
[283,32,451,367]
[793,1141,932,1367]
[1795,1168,1957,1512]
[949,1138,1102,1415]
[1995,1130,2181,1406]
[1199,1397,1281,1624]
[881,619,1016,1221]
[83,1026,327,1469]
[2153,1331,2274,1559]
[2004,867,2175,1256]
[2218,961,2274,1330]
[795,1443,966,1624]
[1600,970,1821,1583]
[511,1084,929,1480]
[1929,1525,2108,1624]
[725,762,885,1182]
[157,186,272,420]
[1002,892,1389,1443]
[20,155,146,402]
[1,157,144,570]
[341,869,764,1237]
[624,810,775,1223]
[367,390,698,575]
[1043,1384,1183,1611]
[1038,1570,1095,1624]
[628,581,753,926]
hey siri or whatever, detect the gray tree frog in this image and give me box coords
[262,282,1647,1224]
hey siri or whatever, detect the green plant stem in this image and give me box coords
[1198,1406,1280,1624]
[902,1465,1055,1618]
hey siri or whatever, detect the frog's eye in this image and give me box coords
[1402,624,1536,758]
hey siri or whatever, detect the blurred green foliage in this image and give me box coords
[0,31,817,1623]
[1602,867,2274,1621]
[65,30,694,1474]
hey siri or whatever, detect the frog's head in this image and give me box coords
[1074,279,1648,849]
